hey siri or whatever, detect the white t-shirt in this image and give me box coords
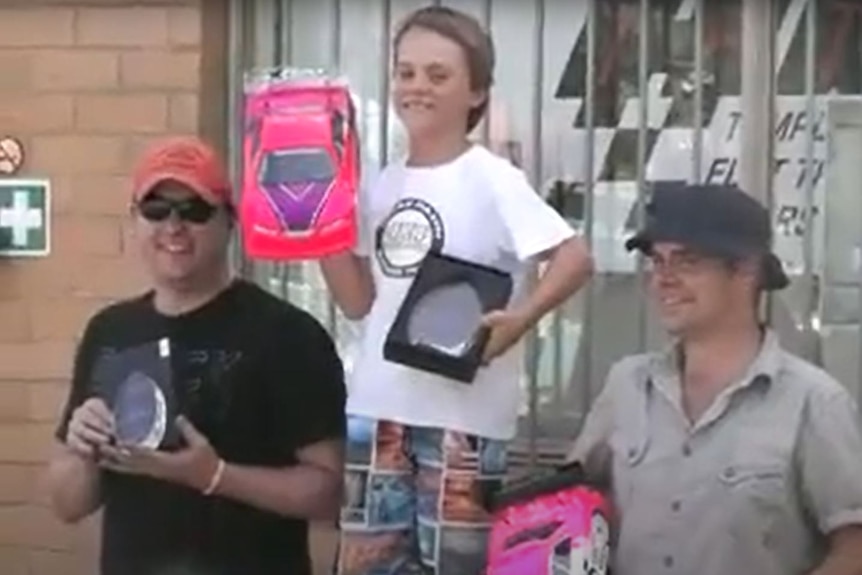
[347,145,575,440]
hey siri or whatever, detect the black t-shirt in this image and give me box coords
[55,280,347,575]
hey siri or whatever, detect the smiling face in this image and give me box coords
[647,242,758,337]
[392,25,486,140]
[131,180,232,290]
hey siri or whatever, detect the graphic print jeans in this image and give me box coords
[335,415,509,575]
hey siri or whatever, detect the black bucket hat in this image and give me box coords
[625,183,789,291]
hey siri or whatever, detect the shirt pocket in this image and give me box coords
[717,462,790,539]
[718,464,787,501]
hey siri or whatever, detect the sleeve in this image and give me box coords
[54,315,103,443]
[493,167,576,262]
[266,312,347,453]
[567,360,629,486]
[796,385,862,534]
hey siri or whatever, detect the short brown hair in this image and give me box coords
[393,6,495,133]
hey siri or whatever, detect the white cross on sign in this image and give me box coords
[0,189,43,247]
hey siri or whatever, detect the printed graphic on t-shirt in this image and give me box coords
[374,197,445,278]
[182,348,244,426]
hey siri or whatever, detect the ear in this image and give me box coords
[469,89,488,109]
[126,204,140,231]
[732,257,762,290]
[125,215,139,244]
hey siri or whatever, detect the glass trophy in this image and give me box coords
[92,337,181,451]
[383,250,513,383]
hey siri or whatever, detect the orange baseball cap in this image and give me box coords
[131,136,233,205]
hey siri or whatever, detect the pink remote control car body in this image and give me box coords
[486,463,612,575]
[240,78,360,260]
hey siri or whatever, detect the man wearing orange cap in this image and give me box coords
[45,136,347,575]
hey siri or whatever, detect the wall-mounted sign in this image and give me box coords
[0,178,50,257]
[0,137,24,176]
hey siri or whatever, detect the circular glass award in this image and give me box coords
[112,371,167,449]
[407,283,484,356]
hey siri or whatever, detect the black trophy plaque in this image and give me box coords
[383,250,513,383]
[93,337,181,450]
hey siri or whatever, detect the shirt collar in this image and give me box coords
[646,328,783,394]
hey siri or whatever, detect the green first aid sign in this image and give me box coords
[0,179,50,257]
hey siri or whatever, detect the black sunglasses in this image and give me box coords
[136,196,221,225]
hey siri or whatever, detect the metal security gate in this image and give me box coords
[226,0,862,472]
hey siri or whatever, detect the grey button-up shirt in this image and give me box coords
[570,331,862,575]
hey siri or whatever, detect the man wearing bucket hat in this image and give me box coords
[569,184,862,575]
[45,136,347,575]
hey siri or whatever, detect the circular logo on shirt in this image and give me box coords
[375,198,445,278]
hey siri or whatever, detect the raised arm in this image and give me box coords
[319,252,375,320]
[319,178,377,319]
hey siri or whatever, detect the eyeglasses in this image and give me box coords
[136,196,219,224]
[646,251,724,276]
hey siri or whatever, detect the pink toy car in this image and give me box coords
[240,77,360,260]
[485,462,612,575]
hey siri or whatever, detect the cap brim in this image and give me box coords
[627,231,789,291]
[761,253,790,291]
[134,172,223,205]
[625,229,753,261]
[624,233,651,253]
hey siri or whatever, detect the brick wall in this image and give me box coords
[0,1,214,573]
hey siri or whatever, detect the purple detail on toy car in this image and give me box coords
[262,180,332,231]
[259,148,336,231]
